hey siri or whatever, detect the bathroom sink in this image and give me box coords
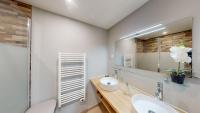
[132,94,178,113]
[99,77,119,91]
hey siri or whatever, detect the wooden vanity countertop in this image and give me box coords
[91,77,186,113]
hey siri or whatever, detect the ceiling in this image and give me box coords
[18,0,149,29]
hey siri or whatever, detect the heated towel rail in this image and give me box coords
[57,53,86,108]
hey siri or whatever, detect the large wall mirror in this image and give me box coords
[114,17,193,77]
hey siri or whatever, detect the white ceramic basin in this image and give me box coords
[132,94,178,113]
[99,77,119,91]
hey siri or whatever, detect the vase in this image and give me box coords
[170,72,177,82]
[170,72,185,84]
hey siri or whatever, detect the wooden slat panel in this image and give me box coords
[0,0,31,47]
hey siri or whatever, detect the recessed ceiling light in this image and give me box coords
[67,0,72,3]
[64,0,78,10]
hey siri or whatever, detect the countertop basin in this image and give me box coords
[99,77,119,91]
[132,94,178,113]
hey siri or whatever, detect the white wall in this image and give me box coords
[108,0,200,113]
[0,43,28,113]
[136,53,158,72]
[31,7,108,113]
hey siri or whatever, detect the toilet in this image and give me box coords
[25,99,56,113]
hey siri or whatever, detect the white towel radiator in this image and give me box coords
[57,53,86,108]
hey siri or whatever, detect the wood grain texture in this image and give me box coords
[91,77,186,113]
[0,0,31,47]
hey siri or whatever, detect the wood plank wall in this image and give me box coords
[0,0,31,47]
[136,30,192,53]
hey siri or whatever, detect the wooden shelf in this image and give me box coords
[96,90,115,113]
[96,91,102,99]
[101,98,115,113]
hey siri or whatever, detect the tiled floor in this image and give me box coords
[87,103,108,113]
[87,106,103,113]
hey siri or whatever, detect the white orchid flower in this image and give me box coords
[170,46,192,63]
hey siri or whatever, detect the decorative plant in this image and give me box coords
[169,45,192,84]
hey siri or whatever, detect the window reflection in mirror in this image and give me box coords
[114,17,192,77]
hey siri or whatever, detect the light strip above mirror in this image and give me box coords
[129,27,166,39]
[120,24,165,40]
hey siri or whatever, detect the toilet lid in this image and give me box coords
[25,99,56,113]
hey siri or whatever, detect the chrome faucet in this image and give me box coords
[105,74,110,77]
[155,82,163,101]
[114,68,122,80]
[114,69,118,79]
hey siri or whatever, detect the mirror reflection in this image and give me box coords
[115,17,192,76]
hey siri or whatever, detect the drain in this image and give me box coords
[107,82,111,85]
[148,110,155,113]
